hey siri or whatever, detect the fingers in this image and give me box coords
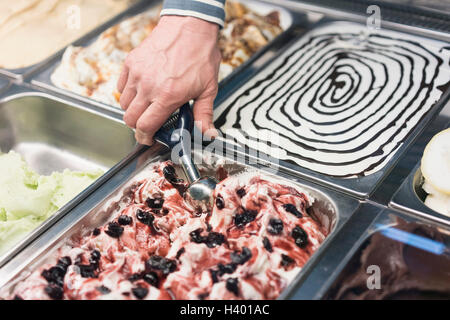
[117,64,129,94]
[119,85,137,111]
[135,128,155,146]
[193,90,218,139]
[135,101,175,145]
[123,92,151,129]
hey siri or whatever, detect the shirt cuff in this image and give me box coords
[161,0,226,28]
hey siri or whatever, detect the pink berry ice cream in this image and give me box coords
[4,161,328,300]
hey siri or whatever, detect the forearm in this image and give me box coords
[161,0,226,28]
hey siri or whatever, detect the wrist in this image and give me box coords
[158,15,219,38]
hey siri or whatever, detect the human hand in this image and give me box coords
[117,15,221,145]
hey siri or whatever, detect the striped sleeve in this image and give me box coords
[161,0,226,28]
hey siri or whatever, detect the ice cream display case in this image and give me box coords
[0,85,137,267]
[30,0,299,115]
[0,0,143,80]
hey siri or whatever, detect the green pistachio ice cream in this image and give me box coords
[0,151,103,255]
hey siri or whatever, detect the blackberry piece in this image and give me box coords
[225,278,239,296]
[291,226,308,248]
[90,250,101,262]
[262,237,273,253]
[128,273,142,282]
[78,264,96,278]
[190,228,206,244]
[218,263,237,275]
[280,254,295,267]
[96,286,111,295]
[45,283,64,300]
[234,210,257,228]
[205,232,225,248]
[283,203,303,218]
[169,178,187,195]
[143,272,159,288]
[132,286,149,300]
[215,196,225,209]
[163,165,187,194]
[136,209,155,227]
[13,295,23,300]
[176,248,186,259]
[57,256,72,268]
[105,222,124,238]
[41,265,66,286]
[162,208,169,215]
[197,292,209,300]
[92,228,101,236]
[267,218,283,235]
[163,165,176,180]
[146,256,177,275]
[210,269,219,283]
[118,215,132,226]
[89,259,99,269]
[236,188,246,198]
[146,197,164,209]
[230,247,252,265]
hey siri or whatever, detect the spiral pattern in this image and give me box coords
[215,22,450,178]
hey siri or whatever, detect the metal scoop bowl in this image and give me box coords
[154,103,217,208]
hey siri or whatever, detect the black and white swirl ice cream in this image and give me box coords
[214,22,450,178]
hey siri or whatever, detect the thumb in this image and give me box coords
[193,91,218,139]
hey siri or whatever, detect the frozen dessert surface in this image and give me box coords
[0,151,102,256]
[214,22,450,178]
[0,0,133,69]
[4,161,328,300]
[326,218,450,300]
[423,182,450,217]
[50,1,283,107]
[421,128,450,217]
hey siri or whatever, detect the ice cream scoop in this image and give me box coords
[154,103,217,207]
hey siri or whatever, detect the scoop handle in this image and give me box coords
[176,103,201,183]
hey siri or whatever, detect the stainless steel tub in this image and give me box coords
[30,0,298,115]
[0,0,148,80]
[211,17,450,199]
[0,78,9,94]
[318,208,450,300]
[0,85,137,267]
[391,160,450,227]
[0,145,360,299]
[389,101,450,227]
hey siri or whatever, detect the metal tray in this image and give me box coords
[211,18,450,199]
[0,84,138,267]
[390,126,450,227]
[317,208,450,300]
[30,0,299,115]
[0,78,9,94]
[284,203,382,299]
[272,0,450,42]
[0,145,360,300]
[0,0,149,80]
